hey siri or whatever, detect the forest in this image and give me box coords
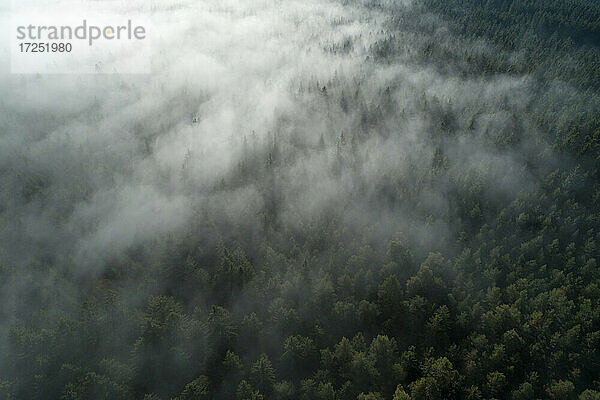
[1,0,600,399]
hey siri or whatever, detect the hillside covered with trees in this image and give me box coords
[1,0,600,399]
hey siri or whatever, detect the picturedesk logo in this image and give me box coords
[10,2,151,74]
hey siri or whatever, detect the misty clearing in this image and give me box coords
[1,0,600,399]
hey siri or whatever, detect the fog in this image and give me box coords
[0,0,585,397]
[1,0,548,266]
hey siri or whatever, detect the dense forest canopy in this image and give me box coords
[1,0,600,399]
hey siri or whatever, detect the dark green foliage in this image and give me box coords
[3,0,600,399]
